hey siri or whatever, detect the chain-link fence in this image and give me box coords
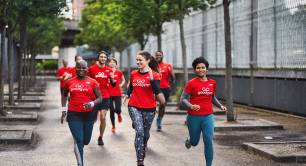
[121,0,306,71]
[119,0,306,115]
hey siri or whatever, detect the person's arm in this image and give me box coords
[212,94,227,111]
[109,71,116,87]
[83,87,103,108]
[120,74,126,88]
[180,91,200,111]
[169,65,176,85]
[180,92,192,109]
[126,80,133,97]
[150,80,161,95]
[60,88,69,124]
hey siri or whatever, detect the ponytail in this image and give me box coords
[148,56,159,73]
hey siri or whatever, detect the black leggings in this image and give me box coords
[110,96,122,126]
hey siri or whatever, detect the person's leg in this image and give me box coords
[201,114,214,166]
[83,121,94,146]
[143,111,156,159]
[143,111,156,146]
[68,121,84,166]
[156,88,169,131]
[97,98,110,145]
[186,115,202,147]
[114,96,123,123]
[109,97,116,127]
[98,109,107,145]
[128,107,145,163]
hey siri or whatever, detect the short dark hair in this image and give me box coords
[155,51,163,55]
[75,55,82,62]
[192,57,209,70]
[97,50,108,59]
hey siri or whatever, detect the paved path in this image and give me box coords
[0,81,305,166]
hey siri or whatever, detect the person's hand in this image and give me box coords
[61,107,67,124]
[83,101,95,109]
[123,95,130,105]
[220,105,227,112]
[190,105,200,111]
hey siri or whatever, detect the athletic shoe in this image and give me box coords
[185,137,191,149]
[118,114,122,123]
[111,126,116,133]
[156,117,162,132]
[97,136,104,146]
[137,160,144,166]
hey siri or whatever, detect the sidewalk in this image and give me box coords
[0,81,305,165]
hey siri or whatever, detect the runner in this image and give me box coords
[125,51,164,166]
[60,60,102,166]
[154,51,175,131]
[63,55,83,80]
[180,57,226,166]
[108,58,126,133]
[55,59,71,95]
[87,51,116,146]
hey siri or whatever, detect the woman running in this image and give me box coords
[180,57,226,166]
[108,58,126,133]
[125,51,164,166]
[61,60,102,166]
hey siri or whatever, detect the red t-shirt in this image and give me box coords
[69,67,77,78]
[128,70,161,109]
[56,67,71,88]
[64,77,99,112]
[87,64,112,98]
[158,62,173,89]
[110,69,123,97]
[184,78,216,116]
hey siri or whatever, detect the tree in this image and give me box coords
[170,0,216,84]
[76,1,135,53]
[223,0,234,121]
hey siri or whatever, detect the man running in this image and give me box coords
[87,51,116,145]
[56,59,71,95]
[154,51,175,131]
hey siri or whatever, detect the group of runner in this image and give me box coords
[56,50,226,166]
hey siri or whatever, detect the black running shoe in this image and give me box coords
[137,160,144,166]
[98,136,104,146]
[185,138,191,149]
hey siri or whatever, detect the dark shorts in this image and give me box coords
[94,98,110,111]
[161,88,171,102]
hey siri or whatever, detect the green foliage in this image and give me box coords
[175,81,185,106]
[36,60,58,71]
[27,16,64,54]
[76,1,133,51]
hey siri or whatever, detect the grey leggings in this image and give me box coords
[128,106,156,162]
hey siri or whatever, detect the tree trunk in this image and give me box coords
[30,52,35,85]
[127,47,131,79]
[223,0,235,121]
[157,24,162,51]
[179,16,188,84]
[7,30,14,105]
[17,20,26,99]
[0,28,6,115]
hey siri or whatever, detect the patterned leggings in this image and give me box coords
[128,106,156,162]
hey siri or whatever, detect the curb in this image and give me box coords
[243,141,306,163]
[0,112,38,122]
[0,129,33,144]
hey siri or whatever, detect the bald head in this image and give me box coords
[77,60,88,68]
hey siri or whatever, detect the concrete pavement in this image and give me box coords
[0,81,305,166]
